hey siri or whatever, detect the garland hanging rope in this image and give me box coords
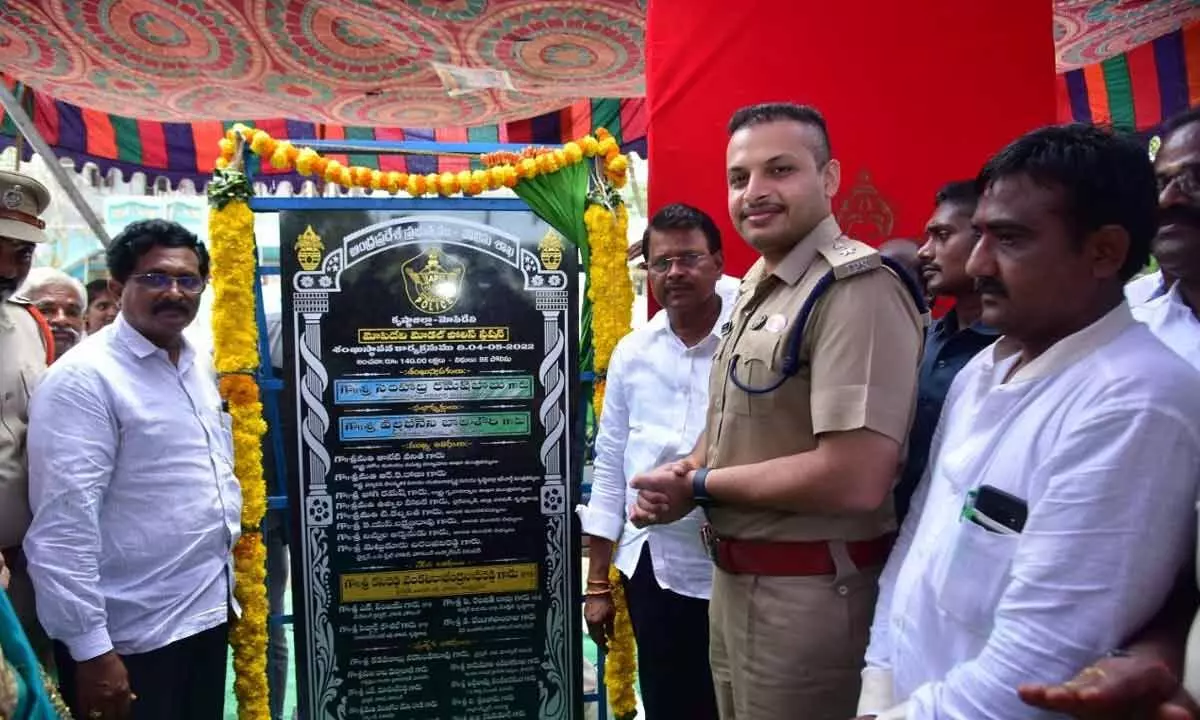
[210,124,636,718]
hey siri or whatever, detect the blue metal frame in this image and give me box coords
[248,148,608,716]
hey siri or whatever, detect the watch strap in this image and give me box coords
[692,467,713,507]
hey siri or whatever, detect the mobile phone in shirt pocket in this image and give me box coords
[935,515,1020,636]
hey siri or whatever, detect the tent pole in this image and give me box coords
[0,83,112,248]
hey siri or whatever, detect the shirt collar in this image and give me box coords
[932,307,1000,339]
[113,312,195,369]
[986,302,1136,384]
[772,215,843,286]
[650,274,740,343]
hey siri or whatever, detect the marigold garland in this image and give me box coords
[605,564,639,720]
[208,156,270,720]
[585,203,634,374]
[586,198,638,718]
[218,124,628,196]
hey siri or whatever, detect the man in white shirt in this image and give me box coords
[577,203,735,719]
[1018,110,1200,718]
[25,219,242,720]
[857,124,1200,720]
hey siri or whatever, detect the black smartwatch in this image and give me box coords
[692,467,714,507]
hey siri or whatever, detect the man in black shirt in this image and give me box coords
[893,181,998,523]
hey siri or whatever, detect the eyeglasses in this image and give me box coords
[130,272,206,294]
[648,252,708,274]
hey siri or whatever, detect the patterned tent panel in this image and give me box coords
[0,0,645,126]
[0,79,646,188]
[1057,20,1200,130]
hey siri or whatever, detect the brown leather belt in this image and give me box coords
[702,527,895,576]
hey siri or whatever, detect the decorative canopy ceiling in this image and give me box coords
[0,0,1198,128]
[1,0,645,127]
[1055,0,1200,69]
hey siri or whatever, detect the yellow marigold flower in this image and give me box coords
[295,148,319,176]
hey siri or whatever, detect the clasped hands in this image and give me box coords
[629,458,698,528]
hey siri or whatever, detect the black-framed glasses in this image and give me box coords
[130,272,206,294]
[648,252,707,274]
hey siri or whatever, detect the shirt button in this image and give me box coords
[836,584,849,597]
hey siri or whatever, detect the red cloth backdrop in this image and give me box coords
[645,0,1056,290]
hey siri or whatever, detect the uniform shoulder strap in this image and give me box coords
[22,303,55,366]
[815,236,881,280]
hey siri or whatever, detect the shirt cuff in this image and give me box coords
[576,504,624,542]
[857,666,896,716]
[877,701,909,720]
[66,627,113,662]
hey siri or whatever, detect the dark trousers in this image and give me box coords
[621,544,719,720]
[55,623,228,720]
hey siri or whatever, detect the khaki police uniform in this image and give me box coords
[704,215,923,720]
[0,170,53,664]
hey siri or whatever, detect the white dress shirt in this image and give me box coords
[24,313,242,661]
[1133,284,1200,701]
[1125,270,1166,306]
[861,303,1200,719]
[1133,282,1200,368]
[576,275,739,599]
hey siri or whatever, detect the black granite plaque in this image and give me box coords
[280,208,582,720]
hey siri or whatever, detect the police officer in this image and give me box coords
[0,170,54,666]
[631,103,924,720]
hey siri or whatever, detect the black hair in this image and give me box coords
[106,219,209,283]
[727,102,832,166]
[641,203,722,261]
[976,123,1156,282]
[934,180,980,213]
[85,278,110,306]
[1160,107,1200,145]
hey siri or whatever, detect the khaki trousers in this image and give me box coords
[709,554,880,720]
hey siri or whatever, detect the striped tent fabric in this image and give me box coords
[1058,21,1200,131]
[0,78,647,189]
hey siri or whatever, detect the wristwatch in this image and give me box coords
[692,467,714,507]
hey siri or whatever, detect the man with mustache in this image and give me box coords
[857,124,1200,720]
[20,267,87,361]
[578,203,737,720]
[892,182,997,524]
[629,103,925,720]
[0,170,55,669]
[1018,110,1200,719]
[25,219,241,720]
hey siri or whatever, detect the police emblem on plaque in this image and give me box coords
[402,249,465,314]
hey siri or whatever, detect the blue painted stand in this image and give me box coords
[244,148,608,719]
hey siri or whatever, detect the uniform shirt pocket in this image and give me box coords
[729,330,785,416]
[934,517,1019,637]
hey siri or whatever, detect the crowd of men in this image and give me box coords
[4,100,1200,720]
[580,103,1200,720]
